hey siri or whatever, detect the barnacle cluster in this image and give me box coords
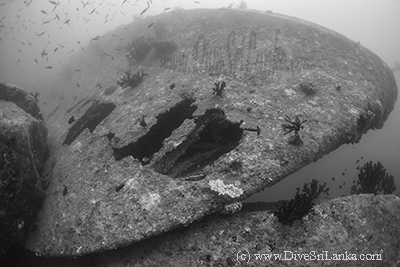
[117,69,148,89]
[351,161,396,195]
[209,179,243,198]
[299,82,316,96]
[220,201,243,215]
[274,179,329,226]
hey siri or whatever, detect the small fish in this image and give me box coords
[41,19,51,25]
[36,31,46,36]
[194,1,200,4]
[163,7,171,12]
[147,22,154,28]
[76,82,80,87]
[55,14,60,21]
[45,66,53,69]
[81,0,89,8]
[33,59,38,63]
[111,55,114,60]
[40,49,48,57]
[91,36,101,41]
[49,0,58,5]
[74,69,80,72]
[68,116,75,124]
[140,7,148,15]
[169,83,175,90]
[54,47,58,52]
[122,0,128,4]
[0,3,5,6]
[332,177,335,181]
[89,8,96,15]
[41,10,47,14]
[64,19,70,25]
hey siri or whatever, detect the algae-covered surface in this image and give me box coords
[95,194,400,267]
[25,8,397,256]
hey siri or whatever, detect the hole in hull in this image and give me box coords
[153,108,243,178]
[112,98,197,164]
[63,100,116,145]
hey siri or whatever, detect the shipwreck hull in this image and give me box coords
[25,8,397,256]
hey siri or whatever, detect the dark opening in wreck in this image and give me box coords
[113,101,243,178]
[112,98,197,163]
[63,100,116,145]
[160,108,244,178]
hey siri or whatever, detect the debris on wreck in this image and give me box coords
[117,69,147,89]
[274,179,329,226]
[242,125,261,136]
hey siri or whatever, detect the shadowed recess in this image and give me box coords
[152,108,244,178]
[63,100,116,145]
[113,98,197,164]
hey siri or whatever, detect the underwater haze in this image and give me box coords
[0,0,399,202]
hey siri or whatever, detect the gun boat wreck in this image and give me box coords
[24,8,397,257]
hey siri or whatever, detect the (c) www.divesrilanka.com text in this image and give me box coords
[236,250,383,263]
